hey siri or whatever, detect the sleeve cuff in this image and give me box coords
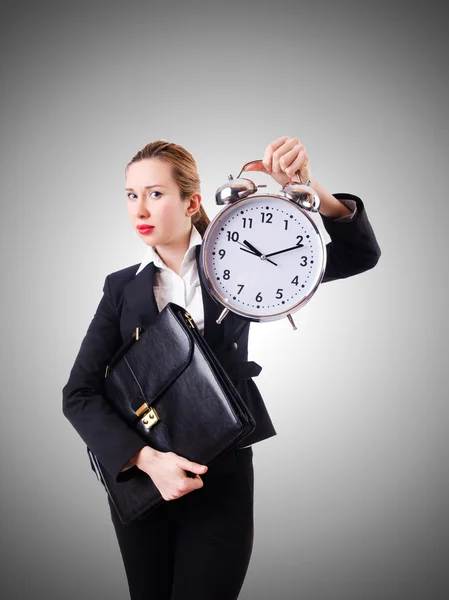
[115,441,148,482]
[331,197,358,222]
[120,460,135,472]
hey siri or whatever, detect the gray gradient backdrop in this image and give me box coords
[2,1,448,598]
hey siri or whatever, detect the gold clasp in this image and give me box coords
[136,402,160,430]
[185,312,195,328]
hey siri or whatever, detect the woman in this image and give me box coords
[62,136,381,600]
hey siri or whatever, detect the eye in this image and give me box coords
[127,191,162,200]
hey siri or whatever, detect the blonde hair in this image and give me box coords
[125,140,210,237]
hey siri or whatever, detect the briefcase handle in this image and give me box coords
[105,326,144,377]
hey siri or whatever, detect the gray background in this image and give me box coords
[2,0,448,598]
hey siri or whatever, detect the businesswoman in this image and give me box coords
[62,136,381,600]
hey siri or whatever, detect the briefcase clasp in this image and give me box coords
[136,402,160,430]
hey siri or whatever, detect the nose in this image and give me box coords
[135,196,150,219]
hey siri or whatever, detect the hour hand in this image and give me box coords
[242,240,262,256]
[239,240,278,266]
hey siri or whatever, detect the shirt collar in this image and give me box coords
[135,224,202,276]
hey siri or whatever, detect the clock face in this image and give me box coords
[201,195,326,321]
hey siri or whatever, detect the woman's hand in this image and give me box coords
[245,136,353,219]
[131,446,208,501]
[245,136,312,187]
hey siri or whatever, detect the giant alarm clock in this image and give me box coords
[198,159,326,331]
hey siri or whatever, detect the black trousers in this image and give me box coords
[107,446,255,600]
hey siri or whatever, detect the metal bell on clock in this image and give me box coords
[215,175,257,205]
[215,159,274,205]
[282,172,321,213]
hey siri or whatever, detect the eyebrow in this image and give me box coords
[125,184,166,191]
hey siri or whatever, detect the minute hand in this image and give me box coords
[265,244,305,258]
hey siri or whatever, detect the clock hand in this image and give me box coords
[239,247,258,257]
[236,240,261,257]
[239,246,278,266]
[265,244,305,258]
[242,240,263,256]
[241,240,278,266]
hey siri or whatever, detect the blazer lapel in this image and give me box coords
[120,262,159,339]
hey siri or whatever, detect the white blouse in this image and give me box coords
[135,224,205,334]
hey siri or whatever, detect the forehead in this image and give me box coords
[126,159,174,187]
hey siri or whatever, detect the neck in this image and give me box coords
[154,224,192,275]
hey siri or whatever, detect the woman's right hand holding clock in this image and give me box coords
[130,446,208,501]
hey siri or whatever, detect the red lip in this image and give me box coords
[137,225,155,233]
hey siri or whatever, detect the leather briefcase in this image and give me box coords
[87,301,256,524]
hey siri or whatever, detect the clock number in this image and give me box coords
[296,235,303,246]
[226,231,239,242]
[218,249,226,259]
[237,284,244,295]
[223,269,231,280]
[300,256,308,266]
[255,292,263,302]
[276,288,283,299]
[242,217,253,228]
[284,219,289,231]
[291,276,299,286]
[261,212,273,224]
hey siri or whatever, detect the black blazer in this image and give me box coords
[62,194,381,483]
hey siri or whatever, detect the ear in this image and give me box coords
[186,192,202,216]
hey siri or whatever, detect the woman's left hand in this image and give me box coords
[245,136,312,187]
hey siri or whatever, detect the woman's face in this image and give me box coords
[126,158,193,247]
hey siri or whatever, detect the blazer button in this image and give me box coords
[231,342,238,351]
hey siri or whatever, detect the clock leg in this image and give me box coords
[216,307,230,324]
[287,313,297,331]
